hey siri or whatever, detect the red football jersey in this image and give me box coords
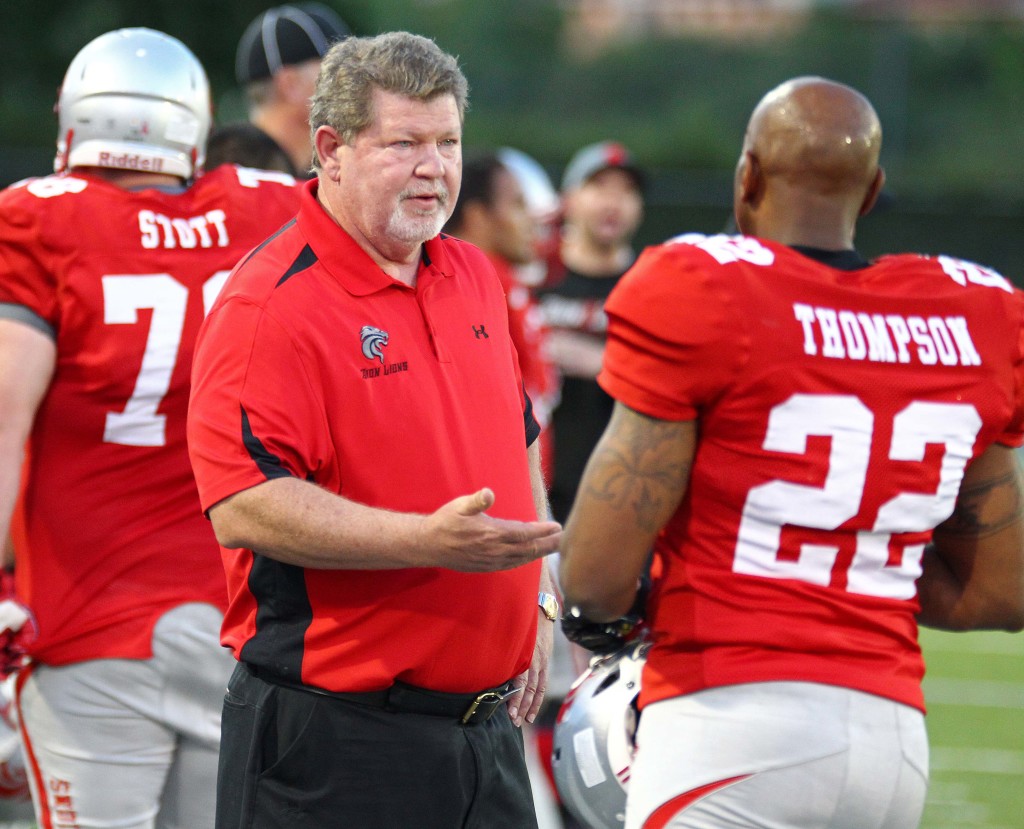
[487,253,558,474]
[0,165,302,664]
[488,253,558,428]
[599,234,1024,712]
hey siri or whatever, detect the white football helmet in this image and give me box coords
[496,147,559,222]
[55,28,211,179]
[552,639,649,829]
[496,147,560,286]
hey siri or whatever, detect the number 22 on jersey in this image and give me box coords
[734,393,981,600]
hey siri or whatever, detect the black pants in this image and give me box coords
[216,663,540,829]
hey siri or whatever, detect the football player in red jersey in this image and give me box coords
[0,28,301,829]
[559,77,1024,829]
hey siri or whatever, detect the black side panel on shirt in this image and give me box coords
[523,388,540,447]
[237,405,312,680]
[240,554,314,683]
[276,243,319,287]
[241,405,293,480]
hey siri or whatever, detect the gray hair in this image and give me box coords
[309,31,468,171]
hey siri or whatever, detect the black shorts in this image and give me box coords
[216,663,540,829]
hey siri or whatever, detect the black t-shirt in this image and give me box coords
[536,266,626,522]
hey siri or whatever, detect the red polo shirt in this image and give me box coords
[188,180,542,693]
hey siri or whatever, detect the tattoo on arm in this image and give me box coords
[940,468,1024,538]
[582,409,693,533]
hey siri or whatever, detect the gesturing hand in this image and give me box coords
[426,488,562,572]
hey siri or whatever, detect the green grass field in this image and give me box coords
[919,627,1024,829]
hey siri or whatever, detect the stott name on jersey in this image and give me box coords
[792,303,981,367]
[138,208,229,250]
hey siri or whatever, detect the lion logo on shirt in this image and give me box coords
[360,325,389,364]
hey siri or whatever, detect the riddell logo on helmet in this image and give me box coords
[98,152,164,172]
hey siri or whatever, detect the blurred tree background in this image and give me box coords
[3,0,1024,279]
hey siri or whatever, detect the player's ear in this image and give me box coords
[738,151,764,207]
[859,167,885,217]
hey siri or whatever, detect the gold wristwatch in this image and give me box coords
[538,591,560,622]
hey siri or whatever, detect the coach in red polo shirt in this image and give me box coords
[187,31,562,829]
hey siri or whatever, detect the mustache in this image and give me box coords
[400,187,449,205]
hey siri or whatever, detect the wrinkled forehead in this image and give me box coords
[368,87,461,124]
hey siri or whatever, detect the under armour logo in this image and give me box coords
[360,325,389,363]
[472,324,489,339]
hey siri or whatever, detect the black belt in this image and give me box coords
[246,664,518,725]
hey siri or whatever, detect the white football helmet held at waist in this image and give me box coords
[552,639,649,829]
[54,28,211,179]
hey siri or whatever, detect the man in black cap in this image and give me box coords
[235,3,349,175]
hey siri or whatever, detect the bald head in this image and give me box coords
[734,76,885,249]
